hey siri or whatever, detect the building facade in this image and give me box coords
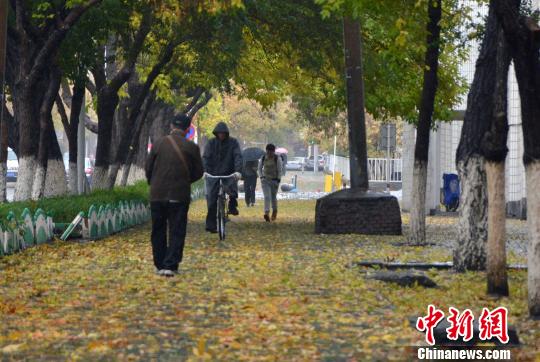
[402,1,530,218]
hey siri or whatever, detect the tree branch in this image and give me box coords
[107,10,153,92]
[60,79,73,108]
[91,60,107,91]
[27,0,103,88]
[85,115,99,134]
[187,91,212,117]
[493,0,528,49]
[182,87,204,114]
[55,94,71,139]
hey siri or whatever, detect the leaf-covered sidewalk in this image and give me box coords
[0,200,538,360]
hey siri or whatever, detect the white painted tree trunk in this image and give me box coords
[107,163,121,188]
[409,160,428,244]
[486,161,508,296]
[92,166,109,190]
[526,161,540,318]
[114,165,127,186]
[14,157,38,201]
[68,162,77,194]
[0,162,6,202]
[126,165,145,185]
[31,165,46,200]
[454,155,488,271]
[43,159,68,197]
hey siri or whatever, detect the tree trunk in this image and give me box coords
[13,84,41,201]
[91,15,152,190]
[343,17,369,190]
[454,4,501,271]
[68,78,85,194]
[93,87,120,190]
[410,161,428,242]
[108,85,147,188]
[484,25,511,297]
[0,0,8,203]
[494,0,540,317]
[8,0,100,201]
[123,114,151,186]
[43,127,68,197]
[454,156,488,271]
[486,161,508,295]
[408,0,441,245]
[119,92,155,186]
[108,41,177,188]
[32,68,61,200]
[526,162,540,318]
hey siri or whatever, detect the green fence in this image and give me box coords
[0,200,150,256]
[0,179,206,257]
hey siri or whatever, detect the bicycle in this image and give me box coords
[204,173,237,240]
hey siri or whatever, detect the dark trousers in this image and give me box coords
[244,175,257,206]
[151,201,189,271]
[205,179,238,230]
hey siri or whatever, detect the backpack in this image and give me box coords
[261,153,287,177]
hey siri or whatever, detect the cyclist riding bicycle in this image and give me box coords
[203,122,243,233]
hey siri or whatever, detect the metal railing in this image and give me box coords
[328,155,402,182]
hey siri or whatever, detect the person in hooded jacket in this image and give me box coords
[203,122,243,233]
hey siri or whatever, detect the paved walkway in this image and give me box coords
[0,200,537,360]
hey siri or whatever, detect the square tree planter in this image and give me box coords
[315,189,402,235]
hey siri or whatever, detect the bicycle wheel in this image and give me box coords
[217,195,226,240]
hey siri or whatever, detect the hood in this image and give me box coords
[212,122,230,137]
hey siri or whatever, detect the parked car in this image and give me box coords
[62,153,94,182]
[305,155,324,171]
[7,148,18,182]
[85,158,94,182]
[286,157,306,171]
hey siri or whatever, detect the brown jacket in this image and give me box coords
[145,130,204,203]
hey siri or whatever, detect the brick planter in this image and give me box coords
[315,189,402,235]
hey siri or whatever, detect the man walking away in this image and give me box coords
[258,144,283,222]
[146,114,203,277]
[203,121,243,233]
[243,158,259,207]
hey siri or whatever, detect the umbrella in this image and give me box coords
[275,147,288,154]
[242,147,265,162]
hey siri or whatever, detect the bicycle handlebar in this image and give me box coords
[204,172,237,179]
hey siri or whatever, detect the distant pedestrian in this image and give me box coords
[243,159,259,207]
[258,144,283,222]
[145,114,203,277]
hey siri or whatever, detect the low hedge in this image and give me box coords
[0,179,206,223]
[0,182,149,223]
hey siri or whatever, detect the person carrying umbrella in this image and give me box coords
[242,147,264,207]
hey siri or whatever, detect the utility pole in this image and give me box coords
[386,123,391,192]
[77,94,86,194]
[343,17,369,190]
[0,0,8,202]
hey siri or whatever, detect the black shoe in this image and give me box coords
[264,214,270,222]
[206,228,218,233]
[229,208,239,216]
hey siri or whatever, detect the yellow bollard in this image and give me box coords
[334,171,342,190]
[324,175,333,192]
